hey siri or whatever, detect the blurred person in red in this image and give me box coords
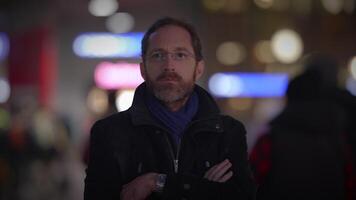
[84,17,256,200]
[250,54,355,200]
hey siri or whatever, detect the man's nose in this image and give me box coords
[162,54,176,71]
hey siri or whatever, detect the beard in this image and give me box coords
[145,70,196,103]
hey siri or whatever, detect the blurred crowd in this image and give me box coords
[0,99,85,200]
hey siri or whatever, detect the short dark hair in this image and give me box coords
[141,17,203,62]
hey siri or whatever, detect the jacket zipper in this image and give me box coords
[162,132,181,173]
[159,118,219,173]
[175,140,181,173]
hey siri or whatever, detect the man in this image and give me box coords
[249,54,355,200]
[84,17,256,200]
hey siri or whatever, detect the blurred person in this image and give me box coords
[2,100,84,200]
[306,55,356,168]
[249,54,355,200]
[17,107,84,200]
[84,17,256,200]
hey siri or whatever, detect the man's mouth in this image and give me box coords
[159,77,178,82]
[157,73,181,82]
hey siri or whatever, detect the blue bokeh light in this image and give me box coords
[346,76,356,96]
[209,72,289,98]
[73,32,143,58]
[0,33,9,61]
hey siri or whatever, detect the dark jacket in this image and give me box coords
[84,83,256,200]
[251,100,349,200]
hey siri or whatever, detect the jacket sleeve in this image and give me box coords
[84,120,122,200]
[162,117,257,200]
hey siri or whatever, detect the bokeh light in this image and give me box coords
[94,62,144,90]
[254,0,274,9]
[75,34,121,57]
[0,108,10,130]
[209,73,244,97]
[216,41,246,66]
[0,33,9,61]
[254,40,275,63]
[346,76,356,96]
[106,12,135,33]
[321,0,344,15]
[0,78,10,103]
[87,87,109,115]
[209,72,288,97]
[271,29,303,64]
[88,0,118,17]
[349,56,356,79]
[116,90,135,111]
[73,32,143,58]
[32,109,56,150]
[202,0,227,12]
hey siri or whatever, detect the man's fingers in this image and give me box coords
[204,159,228,179]
[218,171,233,183]
[204,164,218,179]
[210,160,232,181]
[204,159,232,181]
[208,159,230,179]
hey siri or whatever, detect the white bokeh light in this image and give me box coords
[106,12,135,33]
[73,33,143,58]
[349,56,356,79]
[254,0,274,9]
[0,78,10,103]
[87,87,109,114]
[81,35,123,57]
[88,0,119,17]
[271,29,303,64]
[116,90,135,111]
[321,0,344,15]
[209,73,243,97]
[216,41,246,66]
[254,40,275,63]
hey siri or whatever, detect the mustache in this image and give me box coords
[156,72,182,81]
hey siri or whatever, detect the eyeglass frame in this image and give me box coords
[145,49,196,62]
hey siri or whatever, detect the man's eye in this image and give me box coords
[175,52,188,59]
[151,52,164,59]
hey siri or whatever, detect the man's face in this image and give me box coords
[140,25,204,103]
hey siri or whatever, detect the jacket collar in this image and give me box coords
[128,83,223,133]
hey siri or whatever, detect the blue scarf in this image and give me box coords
[146,91,199,145]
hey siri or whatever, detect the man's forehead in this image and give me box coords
[149,47,191,53]
[147,25,193,51]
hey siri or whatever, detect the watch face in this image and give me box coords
[155,174,167,192]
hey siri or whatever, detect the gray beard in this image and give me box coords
[151,81,194,103]
[144,65,197,103]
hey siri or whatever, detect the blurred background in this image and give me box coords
[0,0,355,199]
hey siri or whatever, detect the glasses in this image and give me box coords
[146,51,195,62]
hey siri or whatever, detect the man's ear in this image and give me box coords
[140,62,147,80]
[194,60,205,80]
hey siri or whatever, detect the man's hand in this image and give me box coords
[204,159,233,183]
[120,172,158,200]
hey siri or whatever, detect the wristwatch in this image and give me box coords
[155,173,167,193]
